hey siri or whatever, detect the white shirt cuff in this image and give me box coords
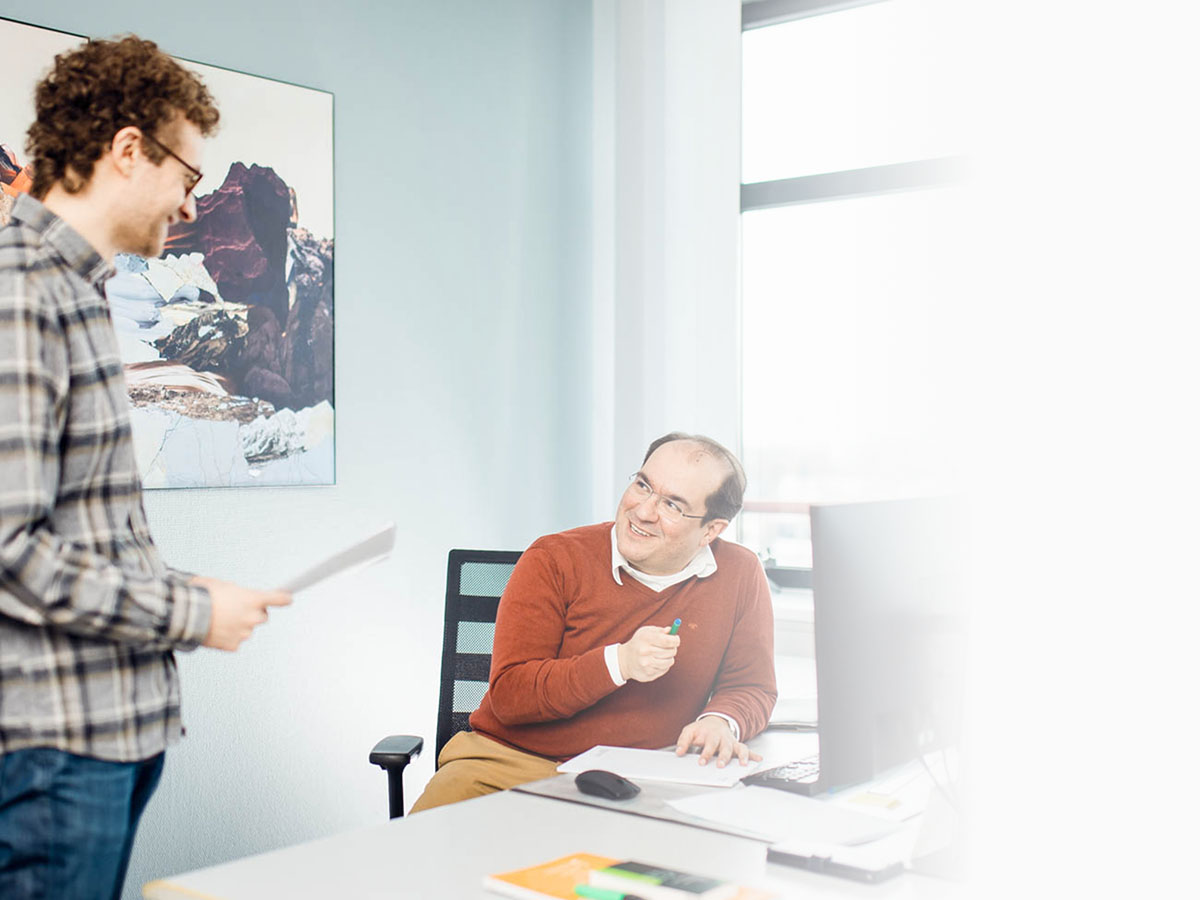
[699,712,740,742]
[604,643,627,686]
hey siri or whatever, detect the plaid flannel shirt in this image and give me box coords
[0,193,211,762]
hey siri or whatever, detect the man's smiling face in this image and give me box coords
[615,439,730,576]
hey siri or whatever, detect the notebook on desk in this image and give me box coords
[558,745,761,788]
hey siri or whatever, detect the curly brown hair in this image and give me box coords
[27,35,219,198]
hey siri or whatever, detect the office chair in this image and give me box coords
[369,548,522,818]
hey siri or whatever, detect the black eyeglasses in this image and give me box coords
[141,131,203,196]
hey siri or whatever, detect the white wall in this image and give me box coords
[0,2,593,896]
[590,0,743,518]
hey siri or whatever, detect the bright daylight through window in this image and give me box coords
[739,0,963,568]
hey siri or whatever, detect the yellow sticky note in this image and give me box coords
[849,791,900,810]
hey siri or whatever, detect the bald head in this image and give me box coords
[642,432,746,524]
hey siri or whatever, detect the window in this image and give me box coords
[742,0,956,183]
[739,0,963,568]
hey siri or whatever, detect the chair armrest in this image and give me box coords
[370,735,424,819]
[370,734,424,771]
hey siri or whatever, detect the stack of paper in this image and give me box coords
[557,745,761,788]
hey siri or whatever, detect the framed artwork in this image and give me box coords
[1,17,336,489]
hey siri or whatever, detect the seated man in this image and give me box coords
[410,432,776,812]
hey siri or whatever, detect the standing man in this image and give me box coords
[0,36,290,900]
[410,432,776,811]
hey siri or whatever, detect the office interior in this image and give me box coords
[2,1,1196,897]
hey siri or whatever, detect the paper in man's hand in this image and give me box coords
[279,522,395,593]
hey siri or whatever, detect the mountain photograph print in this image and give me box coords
[2,18,336,488]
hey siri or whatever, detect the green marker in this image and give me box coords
[574,885,648,900]
[669,618,682,635]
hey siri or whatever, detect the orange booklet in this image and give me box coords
[484,852,618,900]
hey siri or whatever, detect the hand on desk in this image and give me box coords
[674,716,762,769]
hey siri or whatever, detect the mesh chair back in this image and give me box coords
[436,549,522,761]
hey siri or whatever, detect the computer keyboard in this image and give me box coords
[741,755,821,794]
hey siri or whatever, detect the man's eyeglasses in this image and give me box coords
[626,474,705,524]
[141,131,203,196]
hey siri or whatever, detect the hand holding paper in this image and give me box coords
[195,577,292,651]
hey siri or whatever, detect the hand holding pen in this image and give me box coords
[616,619,681,683]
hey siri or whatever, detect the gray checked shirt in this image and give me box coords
[0,193,211,762]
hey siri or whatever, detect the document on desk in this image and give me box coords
[278,522,395,594]
[557,745,761,787]
[666,786,902,845]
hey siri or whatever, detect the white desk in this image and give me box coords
[143,783,967,899]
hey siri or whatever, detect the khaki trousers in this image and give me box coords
[408,731,560,813]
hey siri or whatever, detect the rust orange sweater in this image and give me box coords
[470,523,777,761]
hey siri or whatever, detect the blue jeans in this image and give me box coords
[0,748,165,900]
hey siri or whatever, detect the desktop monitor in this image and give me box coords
[810,496,966,792]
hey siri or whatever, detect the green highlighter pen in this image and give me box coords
[574,885,648,900]
[669,618,682,635]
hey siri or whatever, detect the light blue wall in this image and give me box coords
[0,1,594,895]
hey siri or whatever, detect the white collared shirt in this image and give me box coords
[609,524,718,591]
[603,526,739,740]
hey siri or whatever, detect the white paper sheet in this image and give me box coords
[667,786,903,845]
[557,745,762,788]
[278,522,396,593]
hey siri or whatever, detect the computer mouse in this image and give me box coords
[574,769,641,801]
